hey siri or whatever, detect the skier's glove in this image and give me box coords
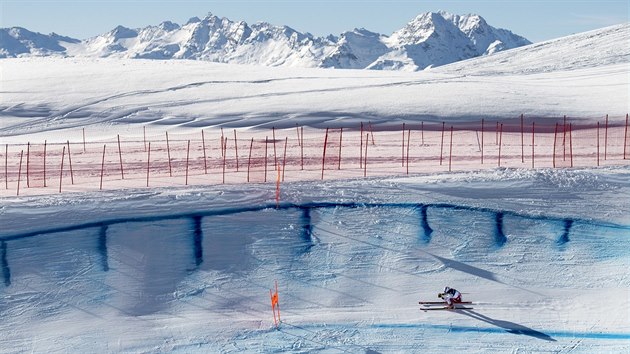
[438,293,444,299]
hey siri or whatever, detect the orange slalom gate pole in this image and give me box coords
[59,146,65,193]
[17,150,23,196]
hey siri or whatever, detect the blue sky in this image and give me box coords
[1,0,628,42]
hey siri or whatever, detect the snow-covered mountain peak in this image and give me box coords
[0,11,533,68]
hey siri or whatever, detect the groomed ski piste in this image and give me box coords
[1,23,629,353]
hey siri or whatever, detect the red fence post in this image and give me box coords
[368,122,375,145]
[17,150,23,196]
[521,114,524,163]
[338,127,343,170]
[449,126,453,172]
[406,129,411,174]
[498,123,503,167]
[272,127,277,168]
[220,128,225,157]
[234,129,239,172]
[185,140,190,185]
[117,134,124,179]
[67,140,74,184]
[264,136,268,182]
[421,121,424,145]
[360,122,364,168]
[624,113,629,160]
[402,123,405,167]
[146,142,151,187]
[247,137,253,183]
[202,130,208,174]
[563,115,567,161]
[321,128,329,180]
[43,140,47,187]
[4,144,7,190]
[59,146,65,193]
[604,114,608,160]
[440,122,445,165]
[283,137,288,182]
[26,142,30,188]
[569,123,574,167]
[495,121,499,145]
[531,122,535,169]
[222,138,227,184]
[100,145,106,190]
[481,118,483,165]
[364,133,368,177]
[166,132,172,177]
[553,123,558,168]
[597,121,600,166]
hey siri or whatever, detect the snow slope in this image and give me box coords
[0,23,628,139]
[1,11,529,71]
[1,22,629,353]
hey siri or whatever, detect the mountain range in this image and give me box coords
[0,11,531,71]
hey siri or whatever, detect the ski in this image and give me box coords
[418,301,472,305]
[421,306,473,311]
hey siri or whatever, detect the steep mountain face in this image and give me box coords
[0,11,531,70]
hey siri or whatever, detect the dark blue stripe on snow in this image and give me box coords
[0,201,626,241]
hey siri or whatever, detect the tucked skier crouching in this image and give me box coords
[438,287,462,309]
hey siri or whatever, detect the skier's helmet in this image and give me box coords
[444,287,451,293]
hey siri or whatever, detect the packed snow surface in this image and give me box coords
[1,22,629,353]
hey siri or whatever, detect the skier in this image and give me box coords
[438,286,462,309]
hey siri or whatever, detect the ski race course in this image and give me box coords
[1,23,630,352]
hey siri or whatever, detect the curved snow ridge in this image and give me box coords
[285,322,630,340]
